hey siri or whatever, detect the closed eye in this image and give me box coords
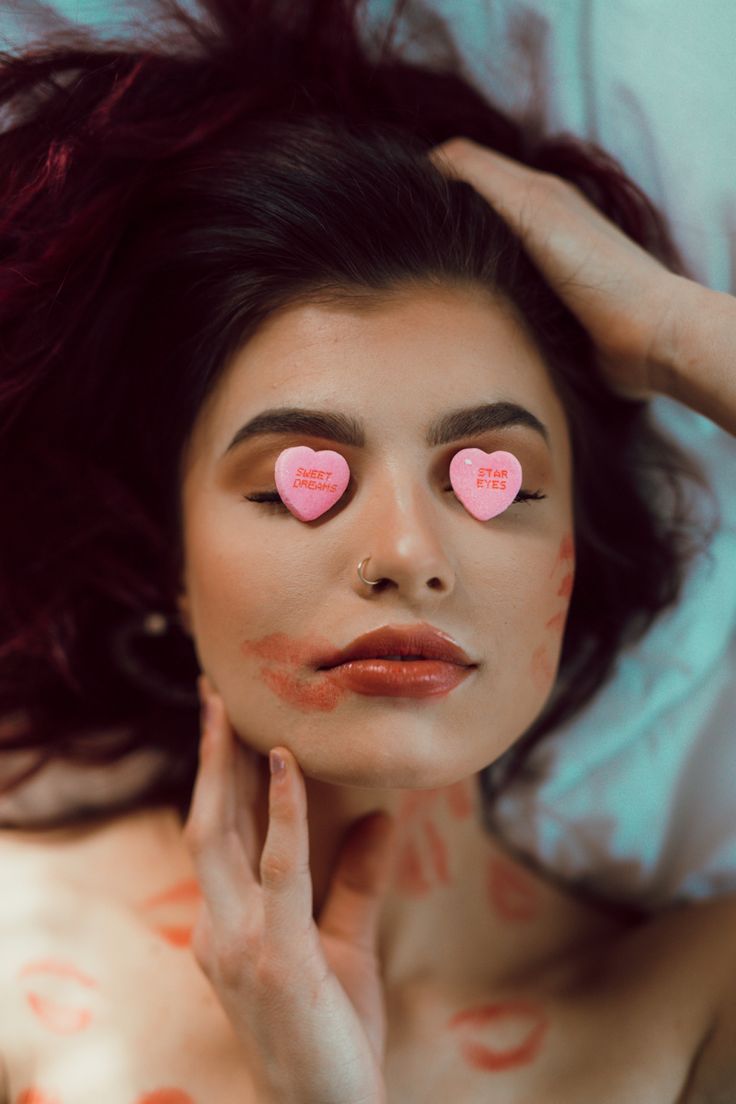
[242,488,546,509]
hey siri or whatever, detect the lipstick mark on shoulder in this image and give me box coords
[17,1090,64,1104]
[134,1091,197,1104]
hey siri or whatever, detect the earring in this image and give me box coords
[109,609,199,707]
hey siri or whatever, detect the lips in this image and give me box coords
[313,623,476,670]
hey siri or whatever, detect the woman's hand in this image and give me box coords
[182,675,396,1104]
[427,136,689,401]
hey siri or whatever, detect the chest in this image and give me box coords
[0,879,701,1104]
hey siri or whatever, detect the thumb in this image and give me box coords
[317,811,397,952]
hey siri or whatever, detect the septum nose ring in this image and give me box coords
[357,557,380,587]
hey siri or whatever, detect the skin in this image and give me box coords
[175,282,575,926]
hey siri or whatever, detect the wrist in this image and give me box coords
[647,274,699,398]
[648,274,736,435]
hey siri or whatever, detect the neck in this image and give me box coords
[247,763,626,996]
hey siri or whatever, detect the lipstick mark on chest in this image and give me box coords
[448,998,548,1071]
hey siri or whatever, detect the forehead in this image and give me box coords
[194,284,570,456]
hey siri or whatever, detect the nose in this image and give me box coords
[350,473,456,602]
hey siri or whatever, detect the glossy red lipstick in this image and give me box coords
[314,623,477,698]
[320,658,473,697]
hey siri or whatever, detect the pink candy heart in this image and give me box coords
[274,445,350,521]
[449,448,523,520]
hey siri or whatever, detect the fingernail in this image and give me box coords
[269,749,286,778]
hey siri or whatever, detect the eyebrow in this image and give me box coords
[222,401,550,457]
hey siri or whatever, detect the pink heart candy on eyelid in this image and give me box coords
[449,448,523,520]
[274,445,351,521]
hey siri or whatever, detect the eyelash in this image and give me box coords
[243,488,547,510]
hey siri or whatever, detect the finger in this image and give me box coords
[231,735,265,867]
[318,812,397,954]
[183,690,257,924]
[260,747,316,950]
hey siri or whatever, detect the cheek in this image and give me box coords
[528,531,575,692]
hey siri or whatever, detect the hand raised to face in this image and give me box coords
[274,444,523,522]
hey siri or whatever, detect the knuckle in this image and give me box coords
[254,952,287,993]
[260,850,295,888]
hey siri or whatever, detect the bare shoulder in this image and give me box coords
[667,894,736,1103]
[606,892,736,1103]
[0,818,259,1103]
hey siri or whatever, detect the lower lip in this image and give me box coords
[318,659,475,698]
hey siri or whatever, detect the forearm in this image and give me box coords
[654,275,736,437]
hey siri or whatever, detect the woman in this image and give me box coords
[0,1,734,1101]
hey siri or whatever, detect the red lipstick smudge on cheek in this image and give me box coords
[259,666,345,711]
[549,532,575,578]
[557,573,574,599]
[544,610,566,634]
[448,1000,548,1072]
[240,632,351,713]
[530,644,555,692]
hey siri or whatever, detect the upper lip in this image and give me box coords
[314,623,477,670]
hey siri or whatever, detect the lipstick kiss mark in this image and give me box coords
[395,837,431,896]
[17,1089,63,1104]
[137,878,202,948]
[240,633,346,712]
[139,878,202,910]
[549,532,575,578]
[135,1090,197,1104]
[530,645,555,691]
[557,573,574,599]
[486,855,539,922]
[544,610,566,634]
[423,817,450,885]
[18,959,98,1035]
[448,999,548,1071]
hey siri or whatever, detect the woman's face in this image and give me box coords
[177,284,574,788]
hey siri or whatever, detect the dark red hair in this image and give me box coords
[0,0,712,827]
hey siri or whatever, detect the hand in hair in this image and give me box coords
[427,137,689,403]
[182,675,395,1104]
